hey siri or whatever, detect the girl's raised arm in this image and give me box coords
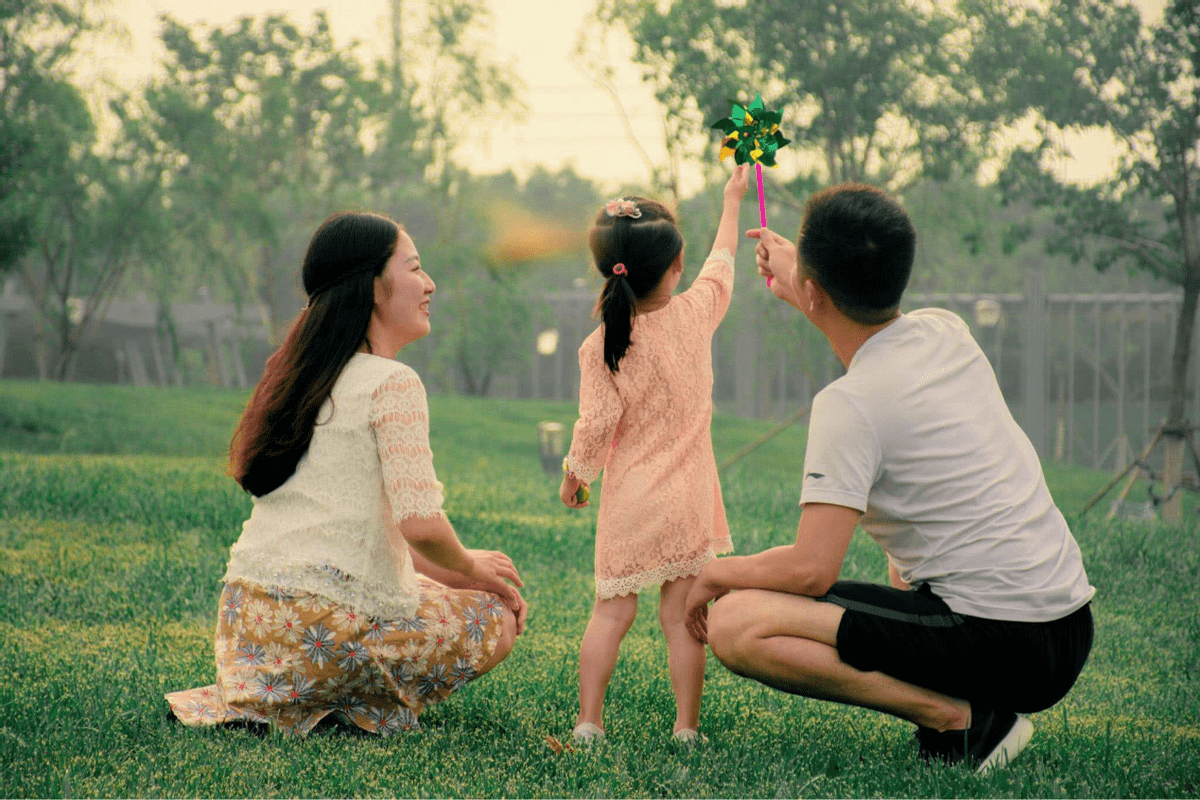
[710,165,749,256]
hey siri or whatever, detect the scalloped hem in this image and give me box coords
[595,540,733,599]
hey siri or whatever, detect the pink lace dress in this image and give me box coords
[565,248,735,598]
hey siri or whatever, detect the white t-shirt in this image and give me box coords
[800,308,1095,622]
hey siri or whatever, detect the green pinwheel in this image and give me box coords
[711,93,790,167]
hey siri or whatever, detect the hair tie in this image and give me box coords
[612,263,628,276]
[605,199,642,219]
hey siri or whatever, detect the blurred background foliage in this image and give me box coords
[2,0,1196,396]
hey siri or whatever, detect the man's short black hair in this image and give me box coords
[798,183,915,326]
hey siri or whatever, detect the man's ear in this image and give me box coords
[804,276,830,314]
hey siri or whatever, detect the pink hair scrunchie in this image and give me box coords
[612,263,628,276]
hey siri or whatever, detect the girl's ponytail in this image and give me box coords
[598,268,638,371]
[588,196,683,373]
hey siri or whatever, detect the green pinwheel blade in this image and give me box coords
[749,93,765,114]
[774,132,791,149]
[712,117,738,134]
[758,151,778,167]
[761,110,783,127]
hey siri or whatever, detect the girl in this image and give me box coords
[559,164,749,742]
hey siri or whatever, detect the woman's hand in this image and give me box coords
[746,227,803,309]
[463,550,528,634]
[684,567,730,644]
[399,518,528,634]
[724,163,750,205]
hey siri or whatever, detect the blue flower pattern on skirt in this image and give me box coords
[165,576,505,736]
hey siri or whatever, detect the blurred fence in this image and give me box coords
[524,284,1200,477]
[0,282,270,390]
[3,275,1199,477]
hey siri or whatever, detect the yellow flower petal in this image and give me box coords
[750,148,763,160]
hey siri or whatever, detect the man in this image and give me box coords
[684,183,1094,773]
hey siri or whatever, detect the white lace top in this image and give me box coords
[223,353,446,621]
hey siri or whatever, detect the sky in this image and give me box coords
[84,0,1168,197]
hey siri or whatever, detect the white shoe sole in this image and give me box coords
[573,722,605,743]
[977,715,1033,774]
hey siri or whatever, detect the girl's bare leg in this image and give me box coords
[659,575,706,733]
[577,592,639,729]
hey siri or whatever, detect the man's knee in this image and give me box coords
[707,590,773,670]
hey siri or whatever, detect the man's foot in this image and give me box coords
[916,709,1034,774]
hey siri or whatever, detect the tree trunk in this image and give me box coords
[51,342,78,382]
[1161,277,1199,523]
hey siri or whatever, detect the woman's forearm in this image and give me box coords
[409,547,488,590]
[398,514,474,576]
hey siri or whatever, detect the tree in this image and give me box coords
[143,12,389,341]
[0,0,92,274]
[595,0,980,190]
[968,0,1199,522]
[2,1,166,379]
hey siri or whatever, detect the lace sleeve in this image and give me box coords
[564,342,622,484]
[369,369,447,523]
[684,247,735,330]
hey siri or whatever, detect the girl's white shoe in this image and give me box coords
[673,728,708,744]
[573,722,606,743]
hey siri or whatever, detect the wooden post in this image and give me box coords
[1143,295,1152,445]
[1093,299,1102,469]
[553,308,564,403]
[735,307,757,418]
[1067,297,1076,464]
[1023,259,1048,456]
[147,331,168,387]
[207,320,231,387]
[1117,298,1127,471]
[124,340,151,387]
[1055,375,1066,461]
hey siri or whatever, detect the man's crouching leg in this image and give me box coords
[707,589,970,733]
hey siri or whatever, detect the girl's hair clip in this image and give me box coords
[605,198,642,219]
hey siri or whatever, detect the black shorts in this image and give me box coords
[817,581,1094,713]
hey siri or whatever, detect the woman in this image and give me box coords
[167,211,526,735]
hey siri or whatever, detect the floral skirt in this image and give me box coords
[165,577,506,735]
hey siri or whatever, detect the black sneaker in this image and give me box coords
[915,709,1034,773]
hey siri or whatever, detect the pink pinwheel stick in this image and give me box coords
[756,163,772,287]
[756,162,767,228]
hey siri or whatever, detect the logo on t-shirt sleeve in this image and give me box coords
[805,472,825,479]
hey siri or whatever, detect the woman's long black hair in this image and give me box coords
[230,211,400,497]
[588,197,683,372]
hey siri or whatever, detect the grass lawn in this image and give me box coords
[0,378,1197,798]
